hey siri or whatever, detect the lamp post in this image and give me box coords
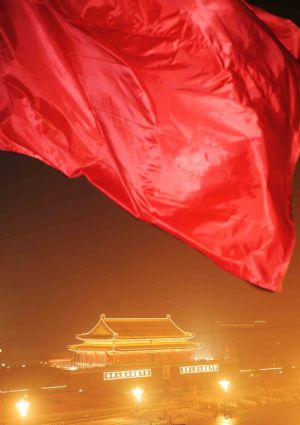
[131,387,143,417]
[218,379,233,417]
[16,396,30,421]
[272,341,281,397]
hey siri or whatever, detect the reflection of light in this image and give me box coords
[131,387,143,403]
[259,367,281,371]
[218,378,230,392]
[220,416,233,425]
[16,397,30,417]
[0,388,30,394]
[41,385,67,390]
[67,366,78,371]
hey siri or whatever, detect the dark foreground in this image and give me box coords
[197,401,300,425]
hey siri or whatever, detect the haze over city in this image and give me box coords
[0,1,299,424]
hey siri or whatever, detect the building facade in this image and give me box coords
[67,315,238,392]
[69,314,202,369]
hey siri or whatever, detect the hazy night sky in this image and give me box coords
[0,1,299,366]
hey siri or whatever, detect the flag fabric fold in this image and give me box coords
[0,0,299,290]
[244,2,300,60]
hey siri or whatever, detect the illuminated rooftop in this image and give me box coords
[69,341,200,352]
[76,314,193,341]
[69,314,203,367]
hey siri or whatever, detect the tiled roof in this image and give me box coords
[77,315,193,341]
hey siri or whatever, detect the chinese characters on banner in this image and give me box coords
[103,369,152,380]
[180,364,220,374]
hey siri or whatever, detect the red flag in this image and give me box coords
[0,0,299,291]
[244,2,300,60]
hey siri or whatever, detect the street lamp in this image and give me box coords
[218,379,234,417]
[218,378,231,393]
[131,387,143,416]
[220,417,233,425]
[16,396,30,418]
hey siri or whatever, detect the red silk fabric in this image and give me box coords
[245,2,300,60]
[0,0,299,290]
